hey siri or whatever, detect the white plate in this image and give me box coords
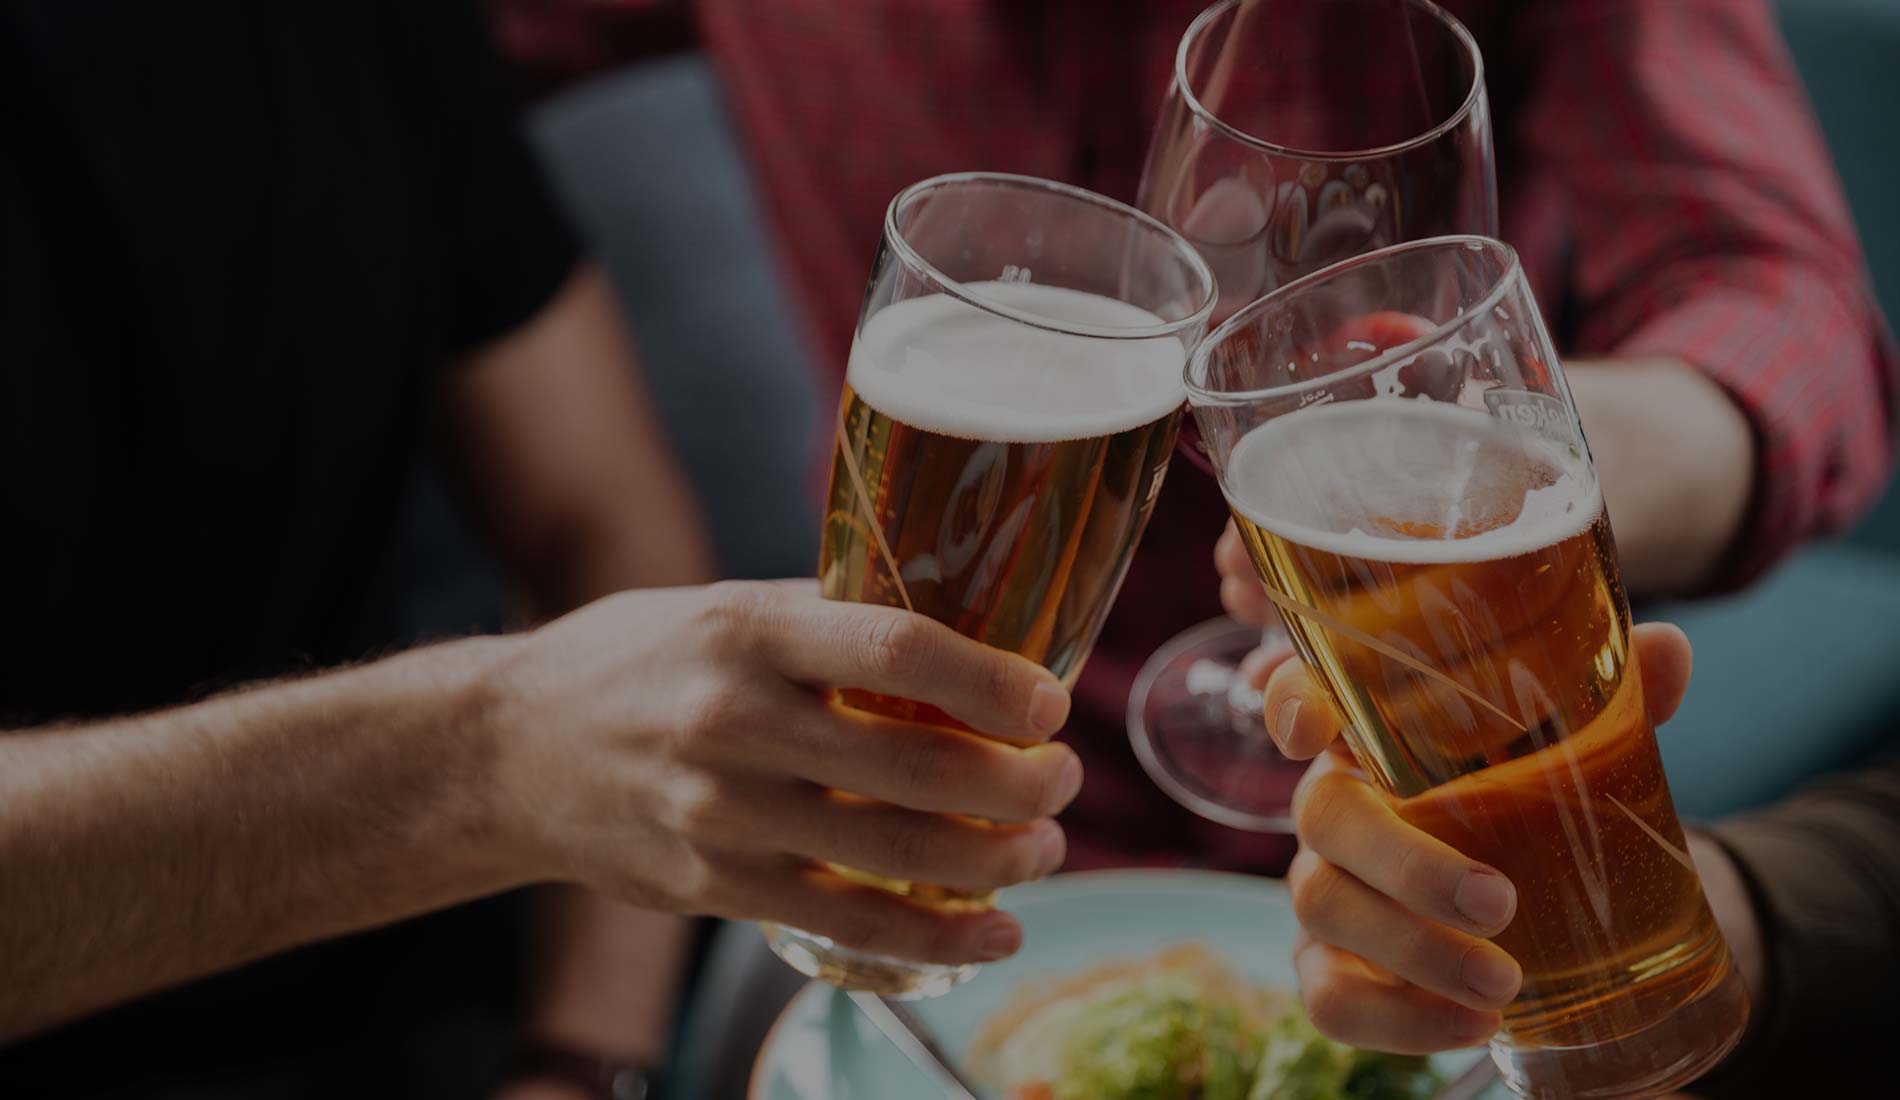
[750,868,1498,1099]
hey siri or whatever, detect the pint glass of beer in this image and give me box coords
[1187,237,1748,1099]
[763,173,1216,997]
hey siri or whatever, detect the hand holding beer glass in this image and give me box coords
[764,173,1217,997]
[1187,236,1749,1099]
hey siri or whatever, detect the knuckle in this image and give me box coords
[1295,775,1348,847]
[878,820,940,877]
[826,907,891,953]
[1289,859,1346,932]
[672,775,742,842]
[670,848,719,906]
[985,758,1051,824]
[967,832,1034,890]
[1391,840,1445,907]
[1394,918,1445,983]
[862,615,931,683]
[700,581,779,644]
[973,652,1021,714]
[683,682,752,743]
[921,916,971,964]
[1025,754,1072,819]
[1439,999,1496,1044]
[999,831,1050,887]
[1302,977,1356,1041]
[894,735,952,795]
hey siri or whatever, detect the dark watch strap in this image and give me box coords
[508,1039,660,1100]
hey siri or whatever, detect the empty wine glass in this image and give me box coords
[1128,0,1498,832]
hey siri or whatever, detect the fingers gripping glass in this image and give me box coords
[1187,235,1749,1100]
[1128,0,1498,833]
[763,173,1215,999]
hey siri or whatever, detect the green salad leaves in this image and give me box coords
[1045,978,1440,1100]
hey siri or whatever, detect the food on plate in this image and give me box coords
[969,944,1442,1100]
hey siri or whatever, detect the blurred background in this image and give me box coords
[392,0,1897,1092]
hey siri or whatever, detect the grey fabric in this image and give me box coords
[528,56,823,581]
[672,924,807,1100]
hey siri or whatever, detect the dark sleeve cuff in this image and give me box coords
[1691,765,1900,1098]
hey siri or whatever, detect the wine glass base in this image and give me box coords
[1491,964,1749,1100]
[762,924,973,1000]
[1127,616,1305,833]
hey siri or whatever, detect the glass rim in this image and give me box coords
[1185,234,1522,407]
[1174,0,1486,163]
[883,171,1218,341]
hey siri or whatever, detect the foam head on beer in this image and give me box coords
[846,281,1187,445]
[1224,398,1599,565]
[810,278,1196,982]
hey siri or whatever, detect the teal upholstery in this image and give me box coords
[1649,545,1900,819]
[527,58,822,581]
[1775,0,1900,552]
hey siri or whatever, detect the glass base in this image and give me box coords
[762,924,975,999]
[1127,616,1303,833]
[1492,964,1749,1100]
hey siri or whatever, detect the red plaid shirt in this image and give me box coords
[505,0,1897,872]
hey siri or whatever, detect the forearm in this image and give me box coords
[1566,358,1754,597]
[446,263,716,615]
[0,637,520,1040]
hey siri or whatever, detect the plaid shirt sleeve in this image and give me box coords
[1514,0,1897,590]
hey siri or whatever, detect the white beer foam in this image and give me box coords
[845,282,1187,444]
[1226,399,1602,565]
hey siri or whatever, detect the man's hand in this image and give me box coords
[486,580,1078,965]
[0,580,1075,1040]
[1239,622,1765,1054]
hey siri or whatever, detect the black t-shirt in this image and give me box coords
[0,2,577,1094]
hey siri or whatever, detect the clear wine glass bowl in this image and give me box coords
[1128,0,1498,832]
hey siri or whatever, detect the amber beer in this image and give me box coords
[784,279,1184,992]
[1225,399,1749,1095]
[823,282,1183,710]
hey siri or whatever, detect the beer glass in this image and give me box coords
[764,172,1216,997]
[1129,0,1497,830]
[1187,236,1749,1100]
